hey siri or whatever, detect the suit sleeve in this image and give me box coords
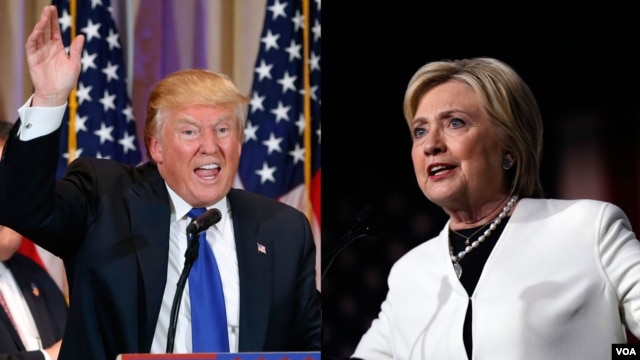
[296,213,322,350]
[0,119,91,258]
[0,120,61,240]
[350,283,394,360]
[598,202,640,337]
[0,350,46,360]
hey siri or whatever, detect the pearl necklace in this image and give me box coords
[450,195,518,278]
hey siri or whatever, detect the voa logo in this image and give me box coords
[616,347,637,356]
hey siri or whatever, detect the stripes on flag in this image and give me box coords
[236,0,321,286]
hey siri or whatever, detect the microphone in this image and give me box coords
[183,209,222,265]
[321,204,385,280]
[166,208,222,353]
[186,209,222,235]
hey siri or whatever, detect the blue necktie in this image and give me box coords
[187,207,229,352]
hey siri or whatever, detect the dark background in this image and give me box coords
[321,1,640,358]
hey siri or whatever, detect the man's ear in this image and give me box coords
[148,137,163,164]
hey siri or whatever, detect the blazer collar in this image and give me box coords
[227,189,272,350]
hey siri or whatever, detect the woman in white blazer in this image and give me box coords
[351,57,640,360]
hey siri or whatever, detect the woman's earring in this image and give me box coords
[502,157,513,170]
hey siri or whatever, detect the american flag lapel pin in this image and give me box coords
[257,242,267,254]
[31,283,40,297]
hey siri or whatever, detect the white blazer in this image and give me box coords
[352,198,640,360]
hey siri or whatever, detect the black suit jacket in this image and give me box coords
[0,122,321,360]
[0,253,67,360]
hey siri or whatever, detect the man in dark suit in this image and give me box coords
[0,119,67,360]
[0,5,320,360]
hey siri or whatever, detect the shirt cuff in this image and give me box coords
[16,94,67,141]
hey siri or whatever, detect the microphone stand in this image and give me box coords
[321,228,369,280]
[321,205,382,280]
[166,230,199,353]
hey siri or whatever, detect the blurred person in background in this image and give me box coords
[0,119,67,360]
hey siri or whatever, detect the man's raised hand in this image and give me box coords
[25,5,84,107]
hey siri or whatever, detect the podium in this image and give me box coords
[116,352,320,360]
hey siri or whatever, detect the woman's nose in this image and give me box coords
[423,129,445,155]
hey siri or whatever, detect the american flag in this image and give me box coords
[52,0,141,178]
[17,0,141,297]
[237,0,321,285]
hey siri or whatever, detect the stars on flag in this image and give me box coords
[237,0,321,199]
[53,0,141,178]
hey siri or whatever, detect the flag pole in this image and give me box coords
[302,0,312,219]
[67,0,78,163]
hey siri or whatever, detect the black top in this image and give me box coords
[449,216,511,358]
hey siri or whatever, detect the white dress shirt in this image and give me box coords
[150,186,240,353]
[0,262,51,359]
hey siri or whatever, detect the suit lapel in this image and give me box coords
[228,190,272,350]
[125,163,171,349]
